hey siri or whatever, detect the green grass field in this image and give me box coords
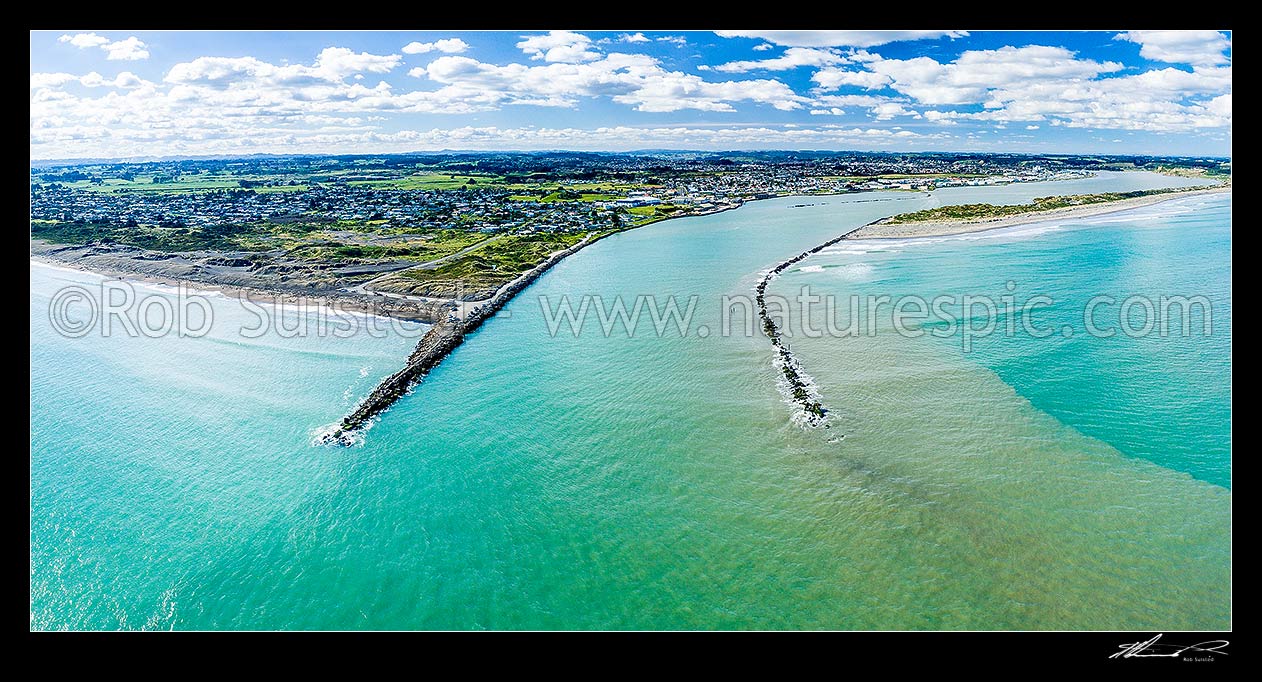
[30,220,248,252]
[30,214,495,263]
[623,203,683,224]
[388,231,592,296]
[346,173,505,190]
[284,229,490,262]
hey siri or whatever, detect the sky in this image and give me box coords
[29,30,1231,160]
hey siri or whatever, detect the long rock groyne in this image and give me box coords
[754,222,872,428]
[319,235,594,445]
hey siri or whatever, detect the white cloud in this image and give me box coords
[1204,93,1231,117]
[419,53,807,112]
[30,72,80,89]
[79,71,149,89]
[811,67,891,90]
[714,30,967,48]
[753,43,775,51]
[870,101,920,120]
[922,110,958,125]
[31,71,150,90]
[59,33,150,61]
[812,94,889,107]
[58,33,110,49]
[656,35,688,46]
[314,47,403,77]
[102,37,149,61]
[801,44,1230,133]
[546,43,602,64]
[1026,124,1040,130]
[869,46,1123,105]
[966,74,1228,132]
[618,32,649,43]
[982,63,1232,131]
[1115,31,1230,67]
[707,47,846,73]
[811,94,918,120]
[165,47,401,88]
[516,30,601,63]
[402,38,470,55]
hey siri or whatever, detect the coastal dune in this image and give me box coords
[848,185,1230,240]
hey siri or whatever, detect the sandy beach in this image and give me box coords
[848,185,1230,239]
[30,250,446,323]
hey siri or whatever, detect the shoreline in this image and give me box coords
[848,185,1230,240]
[29,251,443,323]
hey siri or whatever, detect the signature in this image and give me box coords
[1110,634,1229,660]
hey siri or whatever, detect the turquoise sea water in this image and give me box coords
[779,193,1232,488]
[30,172,1230,630]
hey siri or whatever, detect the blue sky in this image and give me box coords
[30,30,1231,160]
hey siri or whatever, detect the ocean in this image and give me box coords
[30,171,1230,630]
